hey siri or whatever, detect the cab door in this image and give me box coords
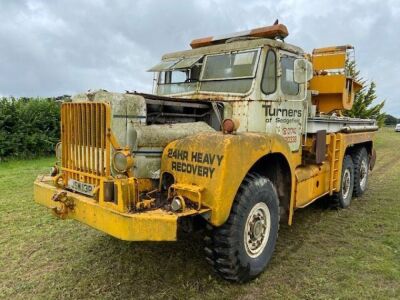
[259,49,306,152]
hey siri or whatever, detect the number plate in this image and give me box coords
[68,179,95,196]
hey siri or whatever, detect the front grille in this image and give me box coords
[61,102,111,186]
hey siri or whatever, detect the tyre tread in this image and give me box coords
[204,173,279,282]
[352,147,369,197]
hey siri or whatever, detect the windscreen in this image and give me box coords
[201,50,259,81]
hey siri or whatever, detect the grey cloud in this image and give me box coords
[0,0,398,115]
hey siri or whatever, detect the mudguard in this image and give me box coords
[161,131,297,226]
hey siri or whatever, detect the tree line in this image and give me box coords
[0,97,61,160]
[384,114,399,125]
[345,61,386,126]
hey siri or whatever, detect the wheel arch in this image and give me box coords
[247,152,292,222]
[161,131,297,227]
[215,133,297,226]
[345,140,373,156]
[345,140,376,170]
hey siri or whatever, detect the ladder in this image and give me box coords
[329,133,342,195]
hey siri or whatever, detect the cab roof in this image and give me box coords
[161,38,304,61]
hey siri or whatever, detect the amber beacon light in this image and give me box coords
[190,23,289,49]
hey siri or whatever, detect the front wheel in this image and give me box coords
[204,173,280,282]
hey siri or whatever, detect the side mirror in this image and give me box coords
[294,58,313,84]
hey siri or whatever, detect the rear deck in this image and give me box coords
[306,116,377,133]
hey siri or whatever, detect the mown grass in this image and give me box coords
[0,128,399,299]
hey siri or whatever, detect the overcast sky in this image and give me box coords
[0,0,398,116]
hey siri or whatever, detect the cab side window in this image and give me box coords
[281,56,299,95]
[261,50,276,94]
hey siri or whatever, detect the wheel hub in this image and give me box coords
[342,169,351,200]
[244,202,271,258]
[252,219,264,239]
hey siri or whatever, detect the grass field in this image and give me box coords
[0,128,399,299]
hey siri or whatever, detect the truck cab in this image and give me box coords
[150,31,308,152]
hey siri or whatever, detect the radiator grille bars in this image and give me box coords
[61,102,111,187]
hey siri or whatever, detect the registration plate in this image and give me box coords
[68,179,95,196]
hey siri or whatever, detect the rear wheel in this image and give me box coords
[352,147,369,197]
[336,155,354,208]
[204,173,280,282]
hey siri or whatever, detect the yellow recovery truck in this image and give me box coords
[34,23,377,282]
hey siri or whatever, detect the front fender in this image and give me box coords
[161,131,296,226]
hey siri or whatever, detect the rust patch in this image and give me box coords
[315,130,326,164]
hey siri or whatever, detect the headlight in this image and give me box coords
[55,142,62,161]
[113,150,134,173]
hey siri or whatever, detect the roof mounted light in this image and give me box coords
[190,23,289,49]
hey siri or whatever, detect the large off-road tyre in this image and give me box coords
[337,155,355,208]
[204,173,280,283]
[352,147,369,197]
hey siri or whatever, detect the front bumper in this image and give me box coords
[34,176,207,241]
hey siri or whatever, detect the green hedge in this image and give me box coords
[0,97,60,160]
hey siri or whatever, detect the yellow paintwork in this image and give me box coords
[161,131,301,226]
[137,178,157,193]
[309,45,362,113]
[311,75,347,94]
[291,131,375,209]
[294,162,331,208]
[161,129,375,226]
[312,53,346,70]
[36,128,374,236]
[310,75,355,112]
[168,183,204,210]
[34,176,209,241]
[329,133,344,193]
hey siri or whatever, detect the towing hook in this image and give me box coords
[51,191,74,219]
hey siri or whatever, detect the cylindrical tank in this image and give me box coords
[128,122,215,178]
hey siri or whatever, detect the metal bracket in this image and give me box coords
[168,184,204,210]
